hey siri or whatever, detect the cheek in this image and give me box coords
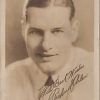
[54,40,71,63]
[58,42,71,55]
[55,35,71,52]
[26,37,41,58]
[26,36,42,50]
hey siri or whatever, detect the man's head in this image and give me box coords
[22,0,79,75]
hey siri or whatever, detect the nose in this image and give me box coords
[41,31,52,52]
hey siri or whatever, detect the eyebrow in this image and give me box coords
[28,27,63,32]
[29,27,43,31]
[28,27,44,33]
[51,27,64,31]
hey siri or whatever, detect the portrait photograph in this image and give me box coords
[0,0,99,100]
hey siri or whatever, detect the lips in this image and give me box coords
[36,53,58,57]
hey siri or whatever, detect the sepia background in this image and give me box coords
[6,0,94,66]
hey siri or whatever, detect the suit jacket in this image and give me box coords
[4,47,94,100]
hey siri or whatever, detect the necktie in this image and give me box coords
[45,76,54,86]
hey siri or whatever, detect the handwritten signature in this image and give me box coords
[38,64,88,100]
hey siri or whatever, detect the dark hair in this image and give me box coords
[25,0,75,20]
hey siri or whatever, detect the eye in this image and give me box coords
[28,28,44,36]
[52,29,64,35]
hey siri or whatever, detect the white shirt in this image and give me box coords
[4,47,94,100]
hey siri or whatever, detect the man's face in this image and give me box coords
[24,7,75,74]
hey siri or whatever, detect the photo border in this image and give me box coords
[0,0,99,100]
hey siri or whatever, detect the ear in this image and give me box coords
[70,20,80,43]
[21,18,26,38]
[21,19,29,42]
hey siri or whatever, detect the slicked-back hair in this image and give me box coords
[23,0,75,21]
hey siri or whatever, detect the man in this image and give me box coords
[4,0,94,100]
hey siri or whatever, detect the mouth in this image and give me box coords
[36,53,58,61]
[35,52,59,62]
[36,53,58,57]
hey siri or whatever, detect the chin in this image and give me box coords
[37,62,57,75]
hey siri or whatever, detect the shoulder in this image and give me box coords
[72,47,94,79]
[5,57,33,85]
[73,47,93,58]
[6,57,32,70]
[73,47,93,66]
[5,58,32,79]
[5,57,39,84]
[4,58,36,100]
[71,47,94,100]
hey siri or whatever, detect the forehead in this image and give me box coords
[27,7,71,29]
